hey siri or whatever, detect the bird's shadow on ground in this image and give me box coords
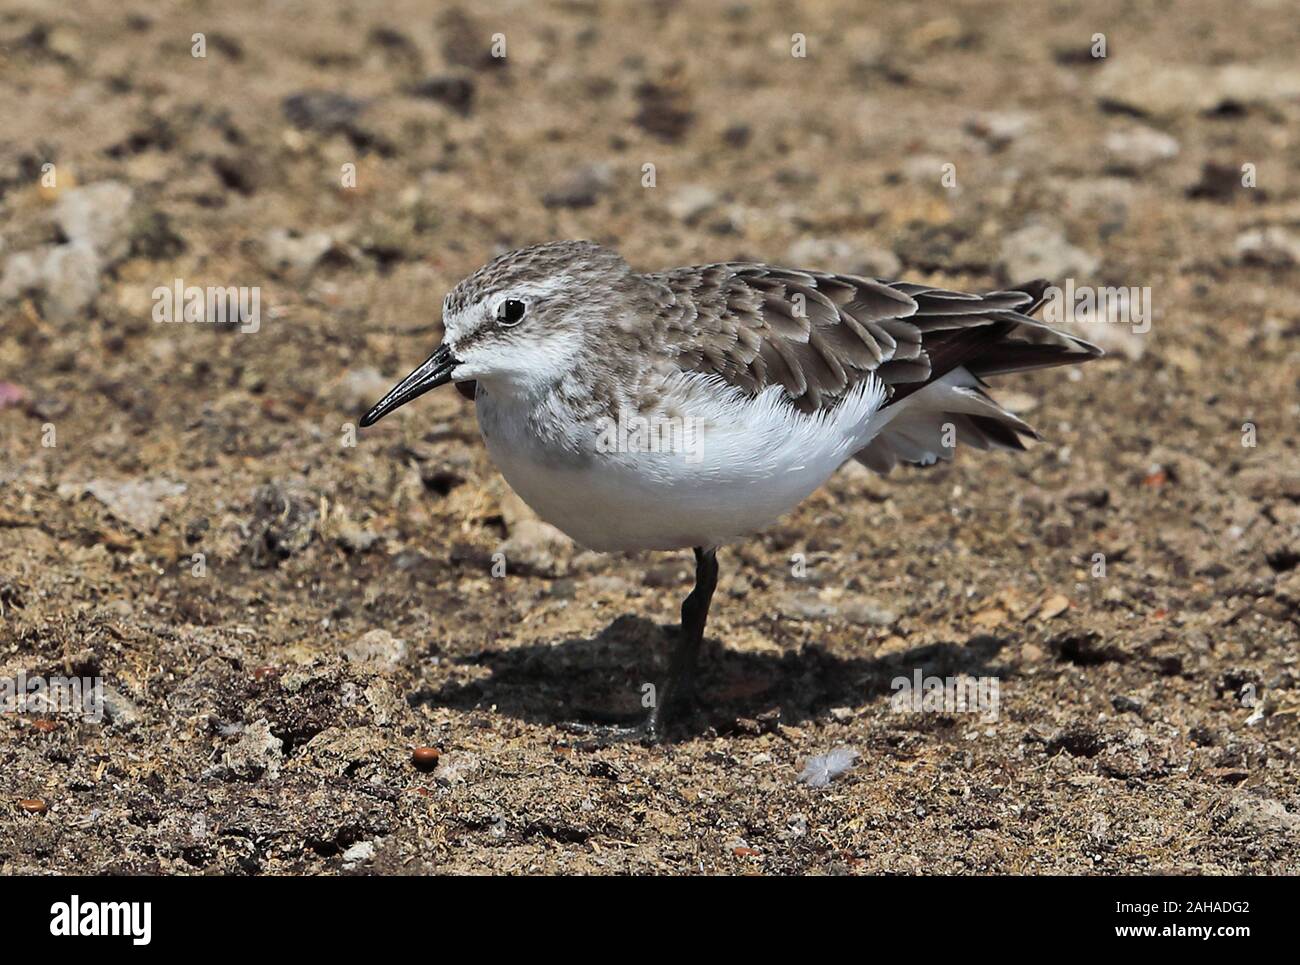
[412,614,1016,740]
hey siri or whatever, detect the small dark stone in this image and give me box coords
[369,25,416,50]
[1265,547,1299,573]
[1051,631,1125,666]
[283,91,367,134]
[1053,45,1108,68]
[418,461,465,495]
[105,115,176,158]
[184,517,210,545]
[208,32,243,60]
[247,484,318,568]
[129,209,186,259]
[367,26,422,75]
[1065,488,1110,510]
[633,82,694,143]
[1111,694,1145,715]
[722,123,751,148]
[447,543,493,571]
[1046,723,1105,758]
[437,8,506,71]
[210,155,259,196]
[1186,161,1264,203]
[407,75,476,115]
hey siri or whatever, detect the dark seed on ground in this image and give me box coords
[412,746,441,770]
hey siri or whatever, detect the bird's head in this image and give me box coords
[360,240,640,427]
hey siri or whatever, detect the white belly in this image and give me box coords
[476,374,887,552]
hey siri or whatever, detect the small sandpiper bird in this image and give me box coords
[361,241,1100,739]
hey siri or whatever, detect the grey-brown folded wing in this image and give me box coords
[648,263,1100,414]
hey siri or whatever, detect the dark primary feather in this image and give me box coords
[650,263,1101,415]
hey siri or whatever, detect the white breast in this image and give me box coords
[476,373,887,552]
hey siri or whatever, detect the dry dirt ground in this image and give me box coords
[1,1,1299,875]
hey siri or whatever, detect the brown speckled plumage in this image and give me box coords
[648,262,1098,414]
[429,241,1104,472]
[445,241,1100,432]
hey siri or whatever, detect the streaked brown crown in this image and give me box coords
[443,240,642,318]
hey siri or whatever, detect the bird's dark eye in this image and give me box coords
[496,299,527,326]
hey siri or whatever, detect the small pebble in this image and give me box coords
[411,746,441,771]
[341,841,376,868]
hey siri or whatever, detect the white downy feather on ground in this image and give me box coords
[798,747,860,787]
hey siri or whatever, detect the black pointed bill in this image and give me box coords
[360,343,459,427]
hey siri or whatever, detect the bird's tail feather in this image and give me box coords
[853,279,1100,474]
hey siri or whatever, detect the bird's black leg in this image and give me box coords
[562,547,719,746]
[642,546,718,739]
